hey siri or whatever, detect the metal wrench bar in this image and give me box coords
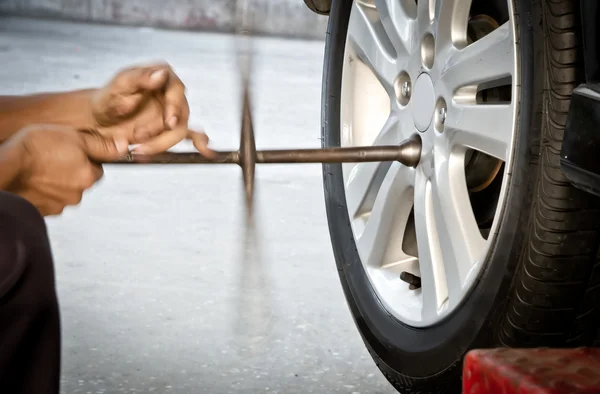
[108,134,423,167]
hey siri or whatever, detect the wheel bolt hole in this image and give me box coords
[421,33,435,69]
[434,97,447,132]
[394,71,412,106]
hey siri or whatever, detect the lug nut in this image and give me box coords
[401,81,411,99]
[394,72,411,105]
[400,271,421,290]
[438,107,446,125]
[435,99,448,132]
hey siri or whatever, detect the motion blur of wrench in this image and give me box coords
[231,0,274,357]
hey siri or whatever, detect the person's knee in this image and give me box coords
[0,191,45,231]
[0,191,53,302]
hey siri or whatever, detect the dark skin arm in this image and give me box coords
[0,124,130,216]
[0,62,215,157]
[0,90,96,144]
[0,62,215,216]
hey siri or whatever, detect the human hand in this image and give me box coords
[0,125,129,216]
[90,62,214,158]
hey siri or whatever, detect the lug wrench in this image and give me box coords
[111,136,422,166]
[104,133,423,210]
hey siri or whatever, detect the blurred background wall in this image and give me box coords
[0,0,329,40]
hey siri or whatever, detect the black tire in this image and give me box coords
[321,0,600,392]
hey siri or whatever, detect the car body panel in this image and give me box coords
[560,0,600,197]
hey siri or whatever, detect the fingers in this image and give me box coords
[131,96,166,143]
[133,120,165,144]
[188,130,216,159]
[93,64,171,125]
[37,186,85,207]
[98,63,213,158]
[78,129,129,162]
[21,162,103,216]
[162,70,187,130]
[130,70,198,156]
[131,127,215,158]
[19,194,63,216]
[12,126,108,217]
[73,162,104,190]
[112,64,170,95]
[133,90,190,155]
[18,189,80,217]
[131,127,187,156]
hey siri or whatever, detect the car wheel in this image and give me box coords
[321,0,600,392]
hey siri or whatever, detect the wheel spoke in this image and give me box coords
[445,102,514,161]
[435,0,472,48]
[346,161,393,219]
[356,163,415,268]
[381,254,418,271]
[345,114,400,216]
[345,110,417,217]
[373,0,417,56]
[413,170,447,321]
[396,106,417,140]
[348,2,400,95]
[430,140,487,296]
[417,0,436,33]
[440,22,514,92]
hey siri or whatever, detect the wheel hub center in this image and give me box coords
[411,73,436,132]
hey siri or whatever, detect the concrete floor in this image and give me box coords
[0,17,398,394]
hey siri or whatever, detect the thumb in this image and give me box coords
[79,131,129,162]
[114,66,169,95]
[188,130,216,159]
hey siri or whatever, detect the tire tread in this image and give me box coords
[499,0,600,348]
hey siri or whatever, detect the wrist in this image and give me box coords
[0,89,100,144]
[67,88,99,130]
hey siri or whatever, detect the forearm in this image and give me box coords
[0,89,96,143]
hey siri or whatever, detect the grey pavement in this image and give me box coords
[0,17,398,394]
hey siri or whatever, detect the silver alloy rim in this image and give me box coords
[340,0,518,327]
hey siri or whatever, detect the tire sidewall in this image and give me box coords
[321,0,542,377]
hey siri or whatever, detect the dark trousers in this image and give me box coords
[0,191,61,394]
